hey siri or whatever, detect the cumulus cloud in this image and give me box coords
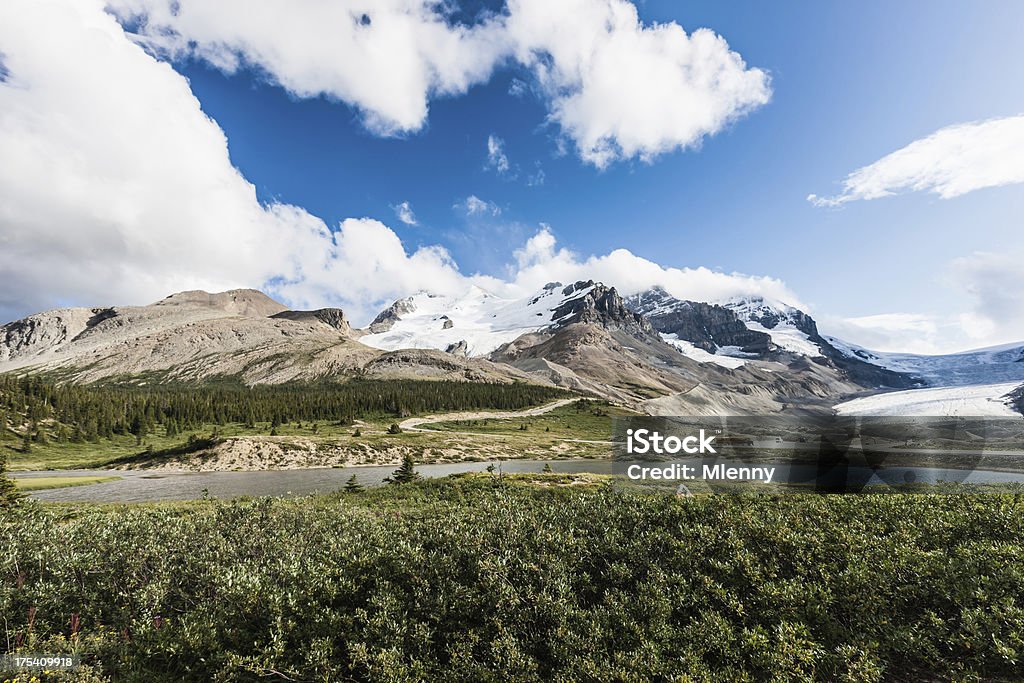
[491,228,805,307]
[0,0,464,324]
[392,200,418,225]
[108,0,770,166]
[0,0,786,329]
[504,0,772,168]
[809,115,1024,207]
[108,0,508,136]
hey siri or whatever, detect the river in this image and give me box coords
[13,458,1024,502]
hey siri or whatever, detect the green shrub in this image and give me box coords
[2,485,1023,681]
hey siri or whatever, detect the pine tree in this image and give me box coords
[386,454,420,485]
[0,451,22,509]
[343,474,364,493]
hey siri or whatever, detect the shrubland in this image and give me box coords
[2,477,1023,681]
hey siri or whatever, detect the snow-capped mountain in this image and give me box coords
[0,289,536,385]
[2,281,1020,417]
[721,296,823,357]
[826,337,1024,387]
[626,287,773,365]
[360,281,649,358]
[626,287,916,390]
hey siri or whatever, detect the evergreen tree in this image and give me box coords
[343,474,364,493]
[130,416,147,445]
[386,454,420,485]
[0,451,21,509]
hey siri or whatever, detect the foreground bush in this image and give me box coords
[2,480,1023,681]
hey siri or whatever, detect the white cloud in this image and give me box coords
[392,200,418,225]
[821,314,947,355]
[0,0,782,329]
[504,0,772,168]
[949,251,1024,345]
[0,0,464,324]
[508,78,527,97]
[460,195,502,216]
[493,227,805,308]
[108,0,508,136]
[485,134,511,175]
[108,0,770,166]
[809,115,1024,207]
[819,250,1024,354]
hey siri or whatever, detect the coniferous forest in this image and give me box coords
[0,374,568,445]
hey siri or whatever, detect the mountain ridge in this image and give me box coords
[2,284,1022,417]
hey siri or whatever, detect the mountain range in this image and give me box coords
[2,283,1022,417]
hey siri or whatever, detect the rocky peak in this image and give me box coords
[725,296,819,338]
[154,289,288,318]
[627,287,774,355]
[551,281,654,336]
[367,297,416,333]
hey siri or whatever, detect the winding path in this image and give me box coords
[399,398,577,433]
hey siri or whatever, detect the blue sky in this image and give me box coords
[1,0,1023,352]
[177,1,1024,318]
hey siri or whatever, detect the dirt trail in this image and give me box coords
[399,398,577,433]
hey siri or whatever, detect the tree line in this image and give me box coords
[0,374,568,444]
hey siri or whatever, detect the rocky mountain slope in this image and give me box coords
[0,289,540,385]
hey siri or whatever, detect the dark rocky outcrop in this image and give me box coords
[627,288,773,354]
[551,281,653,337]
[445,340,468,357]
[271,308,351,333]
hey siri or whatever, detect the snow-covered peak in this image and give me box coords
[721,295,824,357]
[358,281,609,357]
